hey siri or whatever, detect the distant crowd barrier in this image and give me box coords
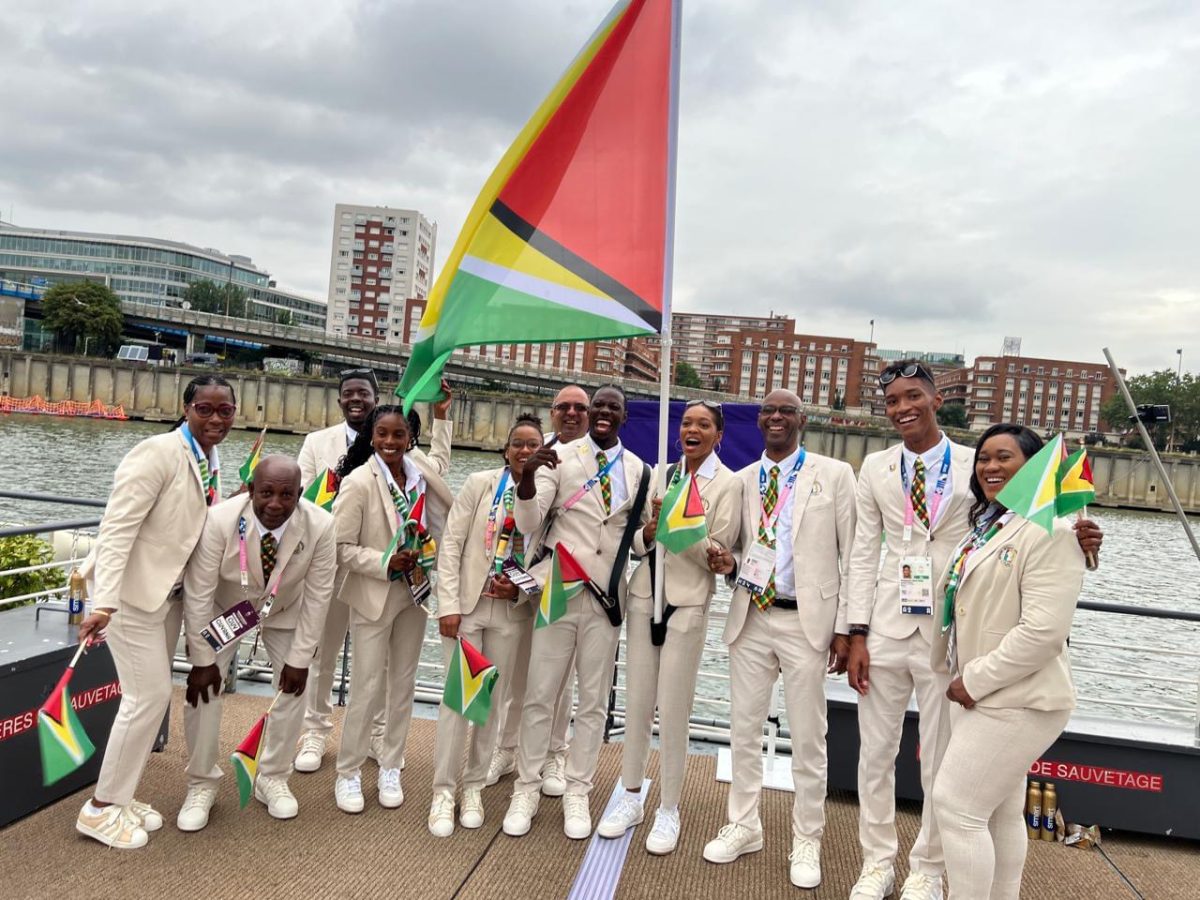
[0,394,128,420]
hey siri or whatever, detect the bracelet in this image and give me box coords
[848,625,869,637]
[93,609,112,619]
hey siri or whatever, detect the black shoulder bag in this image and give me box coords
[599,462,653,628]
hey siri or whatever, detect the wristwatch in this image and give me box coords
[848,624,869,638]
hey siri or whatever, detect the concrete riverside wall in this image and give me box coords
[3,351,1197,513]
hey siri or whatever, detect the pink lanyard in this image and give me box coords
[562,446,622,512]
[483,469,512,552]
[758,450,806,537]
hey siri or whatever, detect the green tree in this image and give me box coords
[184,279,247,317]
[1099,369,1200,451]
[674,360,703,389]
[41,281,124,355]
[937,402,969,429]
[275,309,294,326]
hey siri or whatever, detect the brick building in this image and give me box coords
[671,311,790,390]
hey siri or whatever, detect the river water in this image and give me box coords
[2,415,1198,730]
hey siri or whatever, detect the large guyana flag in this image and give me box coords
[443,637,500,726]
[398,0,678,408]
[38,665,95,786]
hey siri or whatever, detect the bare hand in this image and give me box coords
[525,436,560,474]
[78,611,113,645]
[487,573,520,601]
[388,549,418,574]
[439,614,462,639]
[707,546,734,574]
[1073,518,1103,559]
[642,497,662,545]
[279,664,308,696]
[847,635,870,695]
[946,675,976,708]
[433,378,453,420]
[828,634,850,675]
[186,664,223,707]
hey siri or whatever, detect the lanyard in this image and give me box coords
[941,509,1015,631]
[562,445,623,512]
[758,449,806,538]
[901,442,952,543]
[180,423,220,504]
[236,516,288,603]
[483,469,511,552]
[376,455,418,526]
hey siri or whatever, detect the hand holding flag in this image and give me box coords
[38,639,95,786]
[443,637,500,726]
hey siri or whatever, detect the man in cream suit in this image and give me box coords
[178,455,337,829]
[488,384,589,794]
[702,390,856,891]
[294,369,452,772]
[502,385,650,840]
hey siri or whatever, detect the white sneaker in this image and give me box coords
[428,790,455,837]
[176,786,218,832]
[702,822,764,864]
[378,767,403,808]
[788,837,822,889]
[541,752,567,797]
[850,864,897,900]
[254,775,298,820]
[900,872,943,900]
[76,802,148,850]
[294,731,326,773]
[335,774,365,814]
[503,790,541,836]
[128,799,163,832]
[460,788,484,829]
[597,793,644,838]
[486,747,516,786]
[562,793,592,840]
[645,807,681,855]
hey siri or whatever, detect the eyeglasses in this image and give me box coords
[879,363,934,386]
[552,402,589,414]
[189,402,237,419]
[507,439,544,451]
[759,404,800,417]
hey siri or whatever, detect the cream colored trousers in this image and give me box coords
[495,616,573,756]
[431,596,527,794]
[301,597,385,739]
[932,704,1070,900]
[94,593,183,806]
[620,604,707,810]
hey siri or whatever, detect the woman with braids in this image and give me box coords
[427,414,545,837]
[74,375,236,849]
[332,404,453,813]
[930,424,1085,899]
[596,400,742,855]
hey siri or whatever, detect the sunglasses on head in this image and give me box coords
[339,367,375,380]
[685,399,723,412]
[878,363,934,386]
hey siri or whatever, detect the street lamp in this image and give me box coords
[1177,348,1183,380]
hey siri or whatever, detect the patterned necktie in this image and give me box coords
[753,464,781,610]
[596,451,612,515]
[260,532,277,581]
[196,454,217,506]
[911,456,930,530]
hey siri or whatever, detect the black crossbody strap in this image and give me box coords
[604,462,652,626]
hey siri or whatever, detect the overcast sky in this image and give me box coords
[2,0,1197,374]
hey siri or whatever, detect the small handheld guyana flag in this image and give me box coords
[238,427,267,485]
[38,663,95,786]
[230,712,269,809]
[997,434,1097,534]
[536,543,589,629]
[1056,447,1096,516]
[303,467,339,512]
[382,492,437,577]
[655,471,707,553]
[442,637,500,726]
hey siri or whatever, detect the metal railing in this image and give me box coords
[4,489,1199,747]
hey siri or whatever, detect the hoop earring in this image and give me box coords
[715,441,723,455]
[673,439,683,452]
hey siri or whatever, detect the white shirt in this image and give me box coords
[759,446,803,600]
[250,511,289,545]
[585,435,628,510]
[900,432,953,530]
[685,451,719,481]
[374,453,426,499]
[344,424,358,448]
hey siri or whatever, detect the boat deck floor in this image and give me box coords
[3,687,1195,899]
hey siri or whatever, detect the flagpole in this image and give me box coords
[653,0,683,626]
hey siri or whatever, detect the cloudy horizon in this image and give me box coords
[2,0,1197,376]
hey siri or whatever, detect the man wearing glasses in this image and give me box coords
[845,360,1102,900]
[293,368,454,773]
[702,390,856,891]
[488,384,591,794]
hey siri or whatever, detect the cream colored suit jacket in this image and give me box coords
[846,440,975,642]
[513,437,650,610]
[932,515,1083,711]
[627,458,742,611]
[297,418,452,486]
[436,467,535,621]
[724,451,857,651]
[182,495,337,669]
[334,455,452,622]
[82,431,210,614]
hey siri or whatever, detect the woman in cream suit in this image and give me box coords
[596,400,741,855]
[75,375,237,849]
[332,405,452,814]
[427,414,544,837]
[930,424,1085,900]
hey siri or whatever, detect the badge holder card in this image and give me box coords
[735,542,776,596]
[500,558,539,595]
[200,599,260,652]
[899,555,933,615]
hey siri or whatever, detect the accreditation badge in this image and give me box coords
[736,542,776,594]
[500,558,539,595]
[899,555,933,615]
[200,599,260,652]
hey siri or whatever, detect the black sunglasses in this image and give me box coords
[879,363,934,386]
[339,367,375,379]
